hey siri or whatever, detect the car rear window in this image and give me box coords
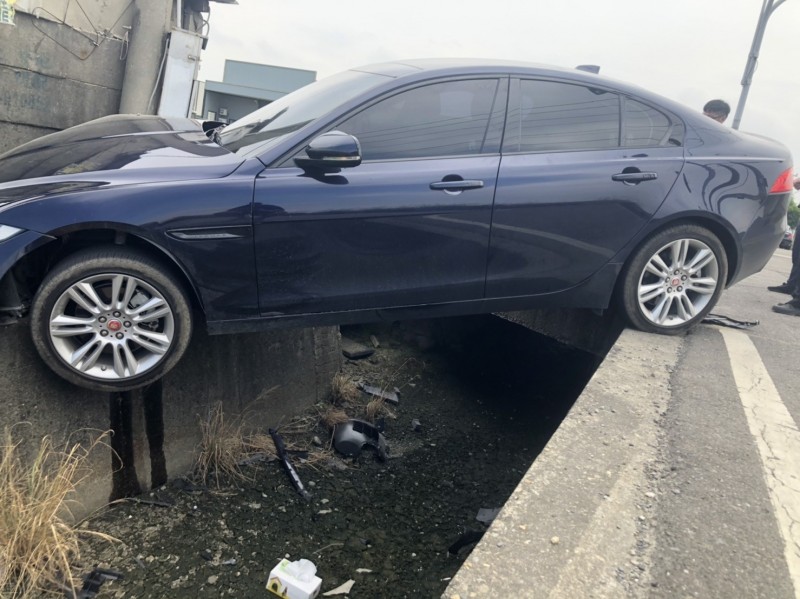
[504,79,684,153]
[623,98,684,147]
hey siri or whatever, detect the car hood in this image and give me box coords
[0,114,245,201]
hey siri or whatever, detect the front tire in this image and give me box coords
[30,246,193,392]
[619,225,728,335]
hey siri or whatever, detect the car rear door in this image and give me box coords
[486,78,685,298]
[253,77,507,316]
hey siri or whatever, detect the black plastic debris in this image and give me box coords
[269,428,312,502]
[411,419,422,432]
[702,313,759,329]
[333,419,388,461]
[357,383,400,405]
[64,567,124,599]
[447,530,485,555]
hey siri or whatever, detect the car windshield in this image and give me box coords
[216,69,391,156]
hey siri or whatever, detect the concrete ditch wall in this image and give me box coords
[0,320,341,518]
[498,308,625,356]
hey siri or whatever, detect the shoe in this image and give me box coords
[767,283,793,294]
[772,299,800,317]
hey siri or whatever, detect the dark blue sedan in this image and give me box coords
[0,59,794,391]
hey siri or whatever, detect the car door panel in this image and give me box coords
[487,149,684,297]
[254,157,500,315]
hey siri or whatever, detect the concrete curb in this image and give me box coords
[444,329,682,598]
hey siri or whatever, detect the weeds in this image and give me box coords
[196,404,329,486]
[0,429,113,598]
[319,407,350,430]
[365,398,395,423]
[196,403,249,487]
[330,374,360,405]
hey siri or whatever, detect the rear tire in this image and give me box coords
[619,225,727,335]
[30,246,193,392]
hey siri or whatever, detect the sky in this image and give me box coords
[197,0,800,175]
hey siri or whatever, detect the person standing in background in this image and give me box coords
[703,99,731,123]
[770,176,800,317]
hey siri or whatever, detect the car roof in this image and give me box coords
[353,58,604,78]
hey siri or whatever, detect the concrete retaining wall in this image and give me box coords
[498,308,625,356]
[0,11,128,152]
[0,320,341,518]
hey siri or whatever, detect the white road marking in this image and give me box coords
[720,328,800,598]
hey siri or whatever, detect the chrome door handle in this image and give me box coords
[429,180,485,191]
[611,172,658,184]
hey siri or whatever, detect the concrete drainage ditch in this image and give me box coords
[75,315,610,598]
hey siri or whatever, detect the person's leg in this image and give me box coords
[788,235,800,291]
[768,236,800,293]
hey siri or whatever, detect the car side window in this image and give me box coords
[505,79,621,153]
[336,79,503,161]
[623,98,683,147]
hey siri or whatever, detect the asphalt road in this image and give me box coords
[446,248,800,599]
[652,247,799,599]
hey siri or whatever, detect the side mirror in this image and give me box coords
[294,131,362,172]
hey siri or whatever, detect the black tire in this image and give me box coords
[30,246,193,392]
[619,225,728,335]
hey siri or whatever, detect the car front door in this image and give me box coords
[486,78,685,298]
[253,77,507,316]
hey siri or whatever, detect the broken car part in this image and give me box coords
[447,530,485,555]
[269,428,312,502]
[357,383,400,405]
[65,567,124,599]
[333,419,388,461]
[701,313,759,329]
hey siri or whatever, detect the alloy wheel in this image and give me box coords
[636,238,719,327]
[48,273,175,381]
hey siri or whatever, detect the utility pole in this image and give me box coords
[731,0,789,129]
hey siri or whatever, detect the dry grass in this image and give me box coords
[196,404,329,486]
[365,398,390,422]
[244,433,277,459]
[330,374,360,406]
[319,407,350,430]
[196,403,251,487]
[0,429,114,598]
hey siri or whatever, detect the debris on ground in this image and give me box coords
[411,418,422,432]
[267,558,322,599]
[322,579,355,596]
[341,337,375,360]
[702,313,759,329]
[475,507,501,525]
[447,530,486,555]
[270,428,312,501]
[357,383,400,405]
[332,419,388,461]
[66,567,124,599]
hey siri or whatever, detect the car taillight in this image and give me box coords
[769,167,794,194]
